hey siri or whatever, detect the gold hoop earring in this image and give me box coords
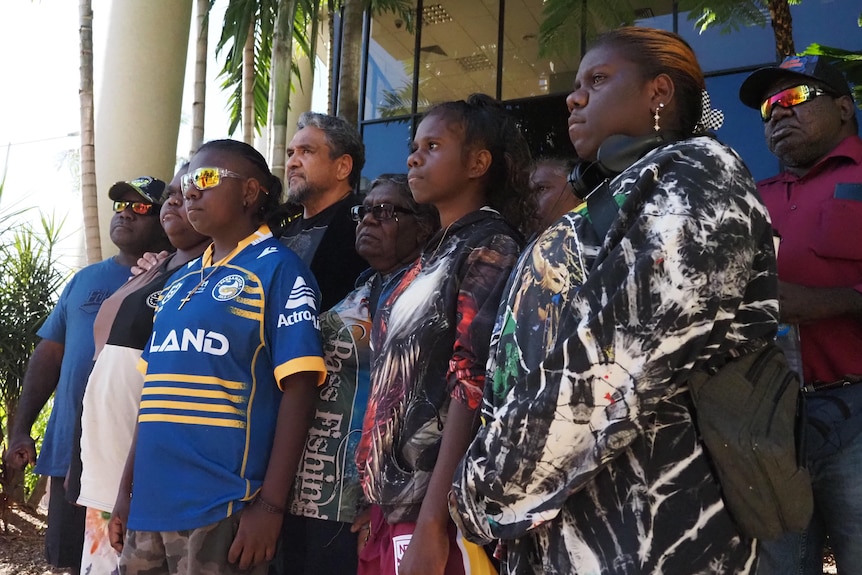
[653,103,665,132]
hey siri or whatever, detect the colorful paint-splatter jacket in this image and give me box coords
[451,136,779,574]
[358,208,522,523]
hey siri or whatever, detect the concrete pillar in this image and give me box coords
[285,8,331,146]
[95,0,192,257]
[286,53,314,144]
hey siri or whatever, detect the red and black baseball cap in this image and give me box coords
[739,55,853,109]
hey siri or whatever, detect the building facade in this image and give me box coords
[346,0,861,185]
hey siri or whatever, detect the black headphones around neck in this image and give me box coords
[568,132,683,199]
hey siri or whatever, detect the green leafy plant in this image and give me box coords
[800,42,862,109]
[0,169,68,503]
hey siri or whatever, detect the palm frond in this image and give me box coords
[801,43,862,109]
[538,0,638,59]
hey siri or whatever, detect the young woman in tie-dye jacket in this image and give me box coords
[451,28,779,575]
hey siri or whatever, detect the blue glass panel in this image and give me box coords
[635,12,674,33]
[360,121,414,187]
[679,12,776,73]
[792,0,862,53]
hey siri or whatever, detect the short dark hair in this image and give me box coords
[297,112,366,188]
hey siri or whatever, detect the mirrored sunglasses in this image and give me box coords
[350,203,415,222]
[112,200,156,215]
[760,84,831,121]
[181,167,246,194]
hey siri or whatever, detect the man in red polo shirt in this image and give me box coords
[740,56,862,575]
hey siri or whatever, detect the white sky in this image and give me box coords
[0,0,327,270]
[1,0,91,267]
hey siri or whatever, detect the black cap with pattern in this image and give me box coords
[739,55,853,109]
[108,176,166,204]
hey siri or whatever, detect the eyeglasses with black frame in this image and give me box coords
[760,84,832,122]
[112,201,157,215]
[350,203,415,222]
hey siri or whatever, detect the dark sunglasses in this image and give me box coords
[350,203,415,222]
[112,200,156,215]
[760,84,831,121]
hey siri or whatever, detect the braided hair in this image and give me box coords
[195,139,284,228]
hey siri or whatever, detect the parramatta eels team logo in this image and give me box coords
[212,274,245,301]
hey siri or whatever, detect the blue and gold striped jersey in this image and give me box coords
[128,225,325,532]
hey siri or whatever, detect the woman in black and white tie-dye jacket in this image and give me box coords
[450,27,779,575]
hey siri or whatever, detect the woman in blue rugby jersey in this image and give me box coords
[109,140,326,575]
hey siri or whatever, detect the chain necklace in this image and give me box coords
[429,221,455,261]
[177,248,228,310]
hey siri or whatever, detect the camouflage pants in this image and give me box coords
[120,514,267,575]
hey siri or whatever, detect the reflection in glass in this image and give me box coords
[506,94,577,159]
[502,0,580,99]
[361,121,414,183]
[365,2,418,121]
[417,2,499,111]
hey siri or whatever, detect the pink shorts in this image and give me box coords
[357,505,497,575]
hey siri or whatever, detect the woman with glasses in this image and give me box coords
[283,174,439,575]
[75,164,209,575]
[108,139,326,575]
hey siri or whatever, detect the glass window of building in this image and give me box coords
[364,1,418,121]
[416,1,499,111]
[791,0,862,53]
[501,0,578,100]
[361,120,414,182]
[679,10,778,72]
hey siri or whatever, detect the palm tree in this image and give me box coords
[336,0,364,125]
[215,0,416,171]
[78,0,100,264]
[217,0,275,141]
[191,0,212,155]
[679,0,797,58]
[539,0,797,61]
[243,19,257,145]
[268,0,301,179]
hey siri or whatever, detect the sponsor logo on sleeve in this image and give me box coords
[278,277,319,329]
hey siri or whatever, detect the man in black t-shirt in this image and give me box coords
[275,114,369,574]
[279,112,369,311]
